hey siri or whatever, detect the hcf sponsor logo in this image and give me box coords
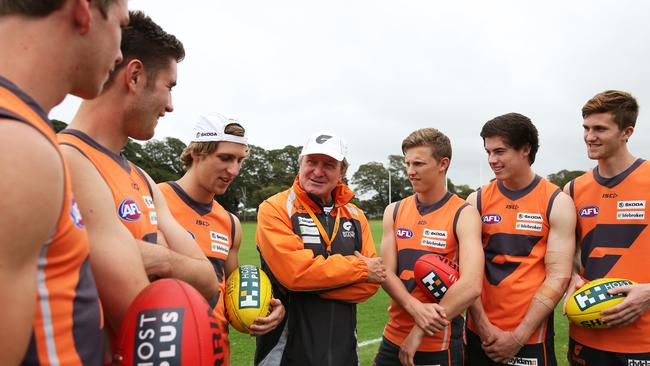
[481,213,501,224]
[118,198,142,221]
[579,206,599,217]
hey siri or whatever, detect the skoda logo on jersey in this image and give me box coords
[481,214,502,224]
[118,198,142,222]
[70,196,85,229]
[343,221,353,231]
[579,206,599,218]
[396,228,413,239]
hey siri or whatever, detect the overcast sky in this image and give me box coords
[51,0,650,189]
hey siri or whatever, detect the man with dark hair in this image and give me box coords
[465,113,576,365]
[160,114,286,366]
[0,0,127,364]
[255,131,385,365]
[57,10,217,340]
[563,90,650,365]
[375,128,484,366]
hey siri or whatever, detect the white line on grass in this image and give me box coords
[359,337,382,348]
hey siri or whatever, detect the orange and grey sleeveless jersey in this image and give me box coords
[467,176,561,344]
[383,192,468,352]
[58,130,158,244]
[0,76,103,365]
[569,159,650,353]
[159,181,233,366]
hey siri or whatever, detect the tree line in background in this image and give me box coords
[52,120,585,220]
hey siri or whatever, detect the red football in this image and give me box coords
[414,254,460,303]
[115,279,225,366]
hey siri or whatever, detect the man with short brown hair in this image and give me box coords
[564,90,650,365]
[58,11,218,341]
[0,0,128,363]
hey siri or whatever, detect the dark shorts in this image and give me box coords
[568,337,650,366]
[465,329,557,366]
[374,336,462,366]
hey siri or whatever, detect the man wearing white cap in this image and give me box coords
[160,114,286,366]
[255,131,386,366]
[58,11,217,340]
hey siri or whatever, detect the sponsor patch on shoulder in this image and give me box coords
[515,222,542,232]
[481,214,502,224]
[149,211,157,225]
[210,231,229,244]
[579,206,599,217]
[421,238,446,249]
[516,212,543,222]
[142,195,155,209]
[396,228,413,239]
[70,196,85,229]
[211,242,229,255]
[617,200,646,210]
[422,228,447,239]
[118,198,142,222]
[617,211,645,220]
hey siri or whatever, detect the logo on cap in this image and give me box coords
[316,135,332,144]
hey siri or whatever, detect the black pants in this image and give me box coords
[374,336,463,366]
[568,337,650,366]
[465,329,557,366]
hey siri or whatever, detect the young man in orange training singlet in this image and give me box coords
[374,128,484,366]
[160,114,285,365]
[564,90,650,366]
[0,1,128,364]
[466,113,576,366]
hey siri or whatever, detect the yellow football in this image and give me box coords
[565,278,636,329]
[225,265,272,333]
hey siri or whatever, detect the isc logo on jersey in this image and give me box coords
[482,214,502,224]
[396,228,413,239]
[579,206,599,217]
[118,198,142,222]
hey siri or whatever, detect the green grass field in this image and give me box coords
[229,221,570,365]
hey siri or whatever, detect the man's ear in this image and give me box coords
[123,59,145,93]
[622,126,635,142]
[73,0,92,35]
[439,157,450,173]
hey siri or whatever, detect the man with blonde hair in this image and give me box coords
[375,128,484,366]
[160,114,285,365]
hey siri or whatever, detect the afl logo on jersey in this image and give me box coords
[70,196,85,229]
[396,228,413,239]
[118,198,142,222]
[481,214,502,224]
[579,206,599,217]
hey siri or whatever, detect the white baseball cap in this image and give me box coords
[190,114,248,145]
[300,131,348,161]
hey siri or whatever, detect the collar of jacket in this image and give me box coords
[292,175,355,212]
